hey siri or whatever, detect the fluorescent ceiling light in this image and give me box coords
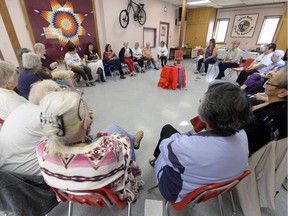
[187,0,211,5]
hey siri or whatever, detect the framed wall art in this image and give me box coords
[20,0,100,60]
[159,22,169,47]
[231,14,258,38]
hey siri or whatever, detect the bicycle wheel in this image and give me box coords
[119,9,129,28]
[137,8,146,25]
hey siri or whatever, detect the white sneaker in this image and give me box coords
[201,72,207,76]
[130,72,136,76]
[194,70,200,74]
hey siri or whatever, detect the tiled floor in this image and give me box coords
[1,60,286,216]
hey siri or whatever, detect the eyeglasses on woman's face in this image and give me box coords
[266,81,281,88]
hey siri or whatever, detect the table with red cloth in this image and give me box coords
[157,65,186,90]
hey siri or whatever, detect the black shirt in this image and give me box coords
[244,101,287,155]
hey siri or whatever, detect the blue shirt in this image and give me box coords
[18,69,42,99]
[154,130,249,203]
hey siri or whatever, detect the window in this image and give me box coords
[214,19,229,43]
[257,16,281,44]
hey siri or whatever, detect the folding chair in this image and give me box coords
[51,187,131,216]
[207,58,220,73]
[228,58,254,77]
[102,57,116,77]
[174,50,184,65]
[165,170,251,216]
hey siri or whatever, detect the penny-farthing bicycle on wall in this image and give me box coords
[119,0,146,28]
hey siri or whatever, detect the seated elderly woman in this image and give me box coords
[34,43,76,89]
[149,82,254,203]
[0,61,28,121]
[17,52,43,99]
[244,66,287,155]
[240,50,286,93]
[36,91,144,202]
[119,42,137,76]
[0,80,61,175]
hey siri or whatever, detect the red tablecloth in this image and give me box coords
[157,66,186,90]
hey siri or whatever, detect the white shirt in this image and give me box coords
[132,47,142,58]
[157,46,168,56]
[253,53,273,73]
[0,88,28,120]
[0,104,44,175]
[64,52,82,67]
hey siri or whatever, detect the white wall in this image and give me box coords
[100,0,180,57]
[0,0,180,64]
[216,4,286,50]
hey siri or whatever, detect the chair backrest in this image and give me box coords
[238,56,244,66]
[243,58,255,69]
[51,187,127,210]
[175,50,184,59]
[197,48,204,56]
[171,170,251,211]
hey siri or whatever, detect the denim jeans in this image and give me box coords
[102,124,136,161]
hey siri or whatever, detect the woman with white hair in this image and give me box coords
[240,50,286,93]
[142,42,159,70]
[0,80,61,175]
[0,61,28,121]
[17,52,43,99]
[34,43,76,89]
[36,91,144,202]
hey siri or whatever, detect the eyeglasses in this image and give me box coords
[77,92,86,121]
[266,81,281,88]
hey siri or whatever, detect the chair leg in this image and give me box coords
[127,201,131,216]
[147,184,159,193]
[218,195,224,216]
[230,191,237,214]
[68,201,73,216]
[165,200,170,216]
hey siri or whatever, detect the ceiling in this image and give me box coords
[161,0,286,8]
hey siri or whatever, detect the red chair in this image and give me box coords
[51,187,131,216]
[228,58,254,77]
[166,170,251,216]
[174,50,184,65]
[0,118,4,125]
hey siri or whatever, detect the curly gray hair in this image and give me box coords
[198,82,254,135]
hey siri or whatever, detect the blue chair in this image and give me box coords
[102,56,116,77]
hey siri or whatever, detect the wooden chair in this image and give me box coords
[51,187,131,216]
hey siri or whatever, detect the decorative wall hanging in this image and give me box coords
[20,0,100,60]
[231,14,258,38]
[159,22,169,47]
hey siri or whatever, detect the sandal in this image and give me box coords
[149,158,156,168]
[134,130,144,150]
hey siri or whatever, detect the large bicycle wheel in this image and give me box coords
[137,8,146,25]
[119,9,129,28]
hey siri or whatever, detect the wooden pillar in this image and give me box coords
[178,0,187,49]
[0,0,21,63]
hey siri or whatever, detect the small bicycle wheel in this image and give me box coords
[137,8,146,25]
[119,9,129,28]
